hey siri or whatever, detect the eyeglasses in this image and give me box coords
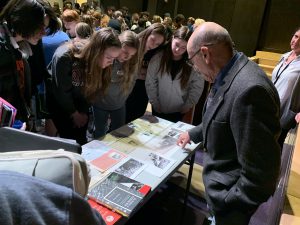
[186,48,201,67]
[186,43,216,67]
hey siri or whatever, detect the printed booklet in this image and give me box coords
[90,149,127,173]
[88,199,122,225]
[88,172,151,217]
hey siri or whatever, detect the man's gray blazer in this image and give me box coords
[189,53,281,218]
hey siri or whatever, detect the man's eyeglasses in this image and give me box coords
[186,43,216,67]
[186,49,201,67]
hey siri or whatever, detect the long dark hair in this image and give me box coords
[118,30,139,95]
[37,0,60,35]
[158,26,192,89]
[0,0,45,38]
[137,23,167,68]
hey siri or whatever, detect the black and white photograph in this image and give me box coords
[114,158,147,178]
[130,149,176,177]
[149,152,171,169]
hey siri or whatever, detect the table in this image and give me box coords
[82,117,199,224]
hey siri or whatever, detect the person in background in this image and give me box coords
[91,0,102,13]
[193,18,206,31]
[146,26,204,122]
[173,14,185,30]
[80,3,90,16]
[53,1,62,17]
[49,28,121,145]
[125,23,167,123]
[106,5,116,19]
[163,16,173,28]
[100,14,110,28]
[0,0,48,124]
[163,12,171,19]
[272,27,300,148]
[132,18,146,34]
[63,1,73,11]
[152,15,162,24]
[42,25,70,66]
[92,11,102,31]
[81,14,95,30]
[108,10,122,33]
[162,16,173,41]
[93,30,139,138]
[130,13,139,30]
[42,2,70,66]
[74,22,94,40]
[177,22,281,225]
[28,0,60,82]
[120,6,131,28]
[27,0,61,134]
[187,17,195,31]
[61,9,80,38]
[140,11,151,28]
[74,2,81,14]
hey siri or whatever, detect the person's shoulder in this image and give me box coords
[56,30,70,41]
[282,51,291,58]
[230,54,276,92]
[43,31,69,41]
[235,54,268,81]
[152,50,164,60]
[53,41,72,57]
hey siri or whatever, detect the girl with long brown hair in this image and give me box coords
[49,28,121,145]
[125,23,167,123]
[145,26,204,122]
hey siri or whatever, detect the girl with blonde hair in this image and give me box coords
[193,18,205,30]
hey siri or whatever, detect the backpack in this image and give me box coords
[0,149,91,197]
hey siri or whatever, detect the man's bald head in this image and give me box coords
[188,22,234,56]
[190,22,233,52]
[187,22,234,83]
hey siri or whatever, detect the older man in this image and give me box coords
[177,22,281,225]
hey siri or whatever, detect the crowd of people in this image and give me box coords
[0,0,206,144]
[0,0,300,224]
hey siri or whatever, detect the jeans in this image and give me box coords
[93,105,126,138]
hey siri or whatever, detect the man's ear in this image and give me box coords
[200,46,210,63]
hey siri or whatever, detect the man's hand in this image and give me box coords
[177,131,191,148]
